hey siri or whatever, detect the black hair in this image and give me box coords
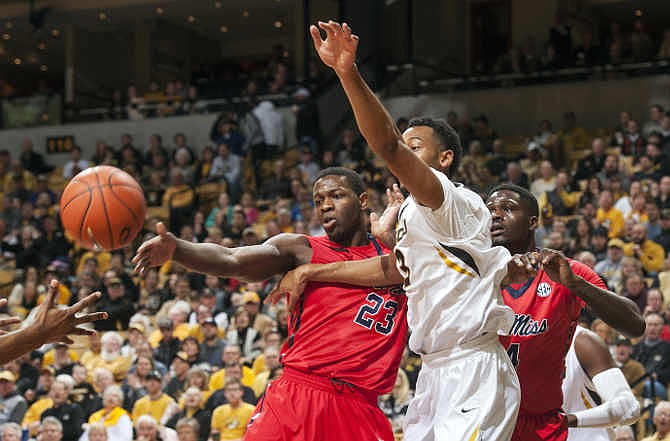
[314,167,366,196]
[407,117,462,177]
[488,183,539,218]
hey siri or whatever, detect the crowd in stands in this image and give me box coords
[481,15,670,75]
[0,89,670,440]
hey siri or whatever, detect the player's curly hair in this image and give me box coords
[407,117,462,177]
[487,183,539,218]
[315,167,366,196]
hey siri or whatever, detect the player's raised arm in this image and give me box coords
[539,249,645,338]
[266,254,402,310]
[565,329,639,428]
[133,222,310,282]
[311,21,444,209]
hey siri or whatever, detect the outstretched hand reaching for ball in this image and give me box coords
[132,222,177,275]
[310,21,359,75]
[0,279,107,365]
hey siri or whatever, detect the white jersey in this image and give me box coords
[395,168,514,355]
[562,326,615,441]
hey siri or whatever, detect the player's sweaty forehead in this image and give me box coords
[486,190,522,208]
[312,175,355,198]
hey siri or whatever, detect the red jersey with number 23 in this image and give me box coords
[280,235,409,394]
[499,259,607,416]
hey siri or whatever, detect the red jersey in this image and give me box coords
[500,260,606,416]
[280,235,408,394]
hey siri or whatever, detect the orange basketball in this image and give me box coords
[60,166,146,251]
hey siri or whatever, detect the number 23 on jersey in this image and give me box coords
[354,292,400,336]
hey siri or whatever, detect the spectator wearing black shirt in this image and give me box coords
[575,138,607,181]
[94,277,134,331]
[166,387,211,441]
[19,139,51,175]
[199,319,225,368]
[258,160,291,201]
[153,317,181,367]
[164,352,190,401]
[656,209,670,253]
[632,313,670,399]
[41,378,84,441]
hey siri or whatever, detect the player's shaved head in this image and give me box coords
[315,167,365,196]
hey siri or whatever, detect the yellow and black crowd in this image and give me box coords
[1,96,670,441]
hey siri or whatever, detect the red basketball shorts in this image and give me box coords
[512,411,568,441]
[244,367,394,441]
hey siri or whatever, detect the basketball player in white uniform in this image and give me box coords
[305,20,521,441]
[562,326,640,441]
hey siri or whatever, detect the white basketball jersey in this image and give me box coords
[394,168,514,355]
[562,326,615,441]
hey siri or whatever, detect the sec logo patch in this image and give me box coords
[536,282,552,298]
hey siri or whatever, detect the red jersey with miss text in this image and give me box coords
[500,259,607,416]
[280,235,409,394]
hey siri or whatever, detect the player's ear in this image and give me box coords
[438,149,453,172]
[528,213,539,232]
[359,191,368,210]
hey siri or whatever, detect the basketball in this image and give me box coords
[60,165,146,251]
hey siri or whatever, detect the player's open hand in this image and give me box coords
[310,21,359,75]
[132,222,177,275]
[31,279,107,345]
[265,265,312,311]
[538,248,578,288]
[371,183,404,248]
[502,251,539,285]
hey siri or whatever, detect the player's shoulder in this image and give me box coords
[567,258,601,279]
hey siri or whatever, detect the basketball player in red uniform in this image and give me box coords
[133,167,407,441]
[486,184,644,441]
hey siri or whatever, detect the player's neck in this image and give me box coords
[330,229,368,248]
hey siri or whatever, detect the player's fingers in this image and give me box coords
[0,316,21,327]
[322,21,338,39]
[0,299,6,308]
[156,222,167,237]
[370,212,378,224]
[0,330,8,336]
[71,291,102,313]
[309,25,323,49]
[75,311,108,325]
[59,336,75,345]
[69,326,98,336]
[317,21,330,37]
[342,22,352,38]
[45,279,59,308]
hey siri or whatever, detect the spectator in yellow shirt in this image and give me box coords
[624,223,666,275]
[596,190,625,238]
[210,378,255,440]
[251,346,281,397]
[209,346,255,391]
[86,332,132,383]
[131,370,179,425]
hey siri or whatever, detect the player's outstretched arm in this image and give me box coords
[539,249,645,338]
[566,329,639,428]
[133,222,310,282]
[266,254,402,310]
[0,280,107,365]
[311,21,444,209]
